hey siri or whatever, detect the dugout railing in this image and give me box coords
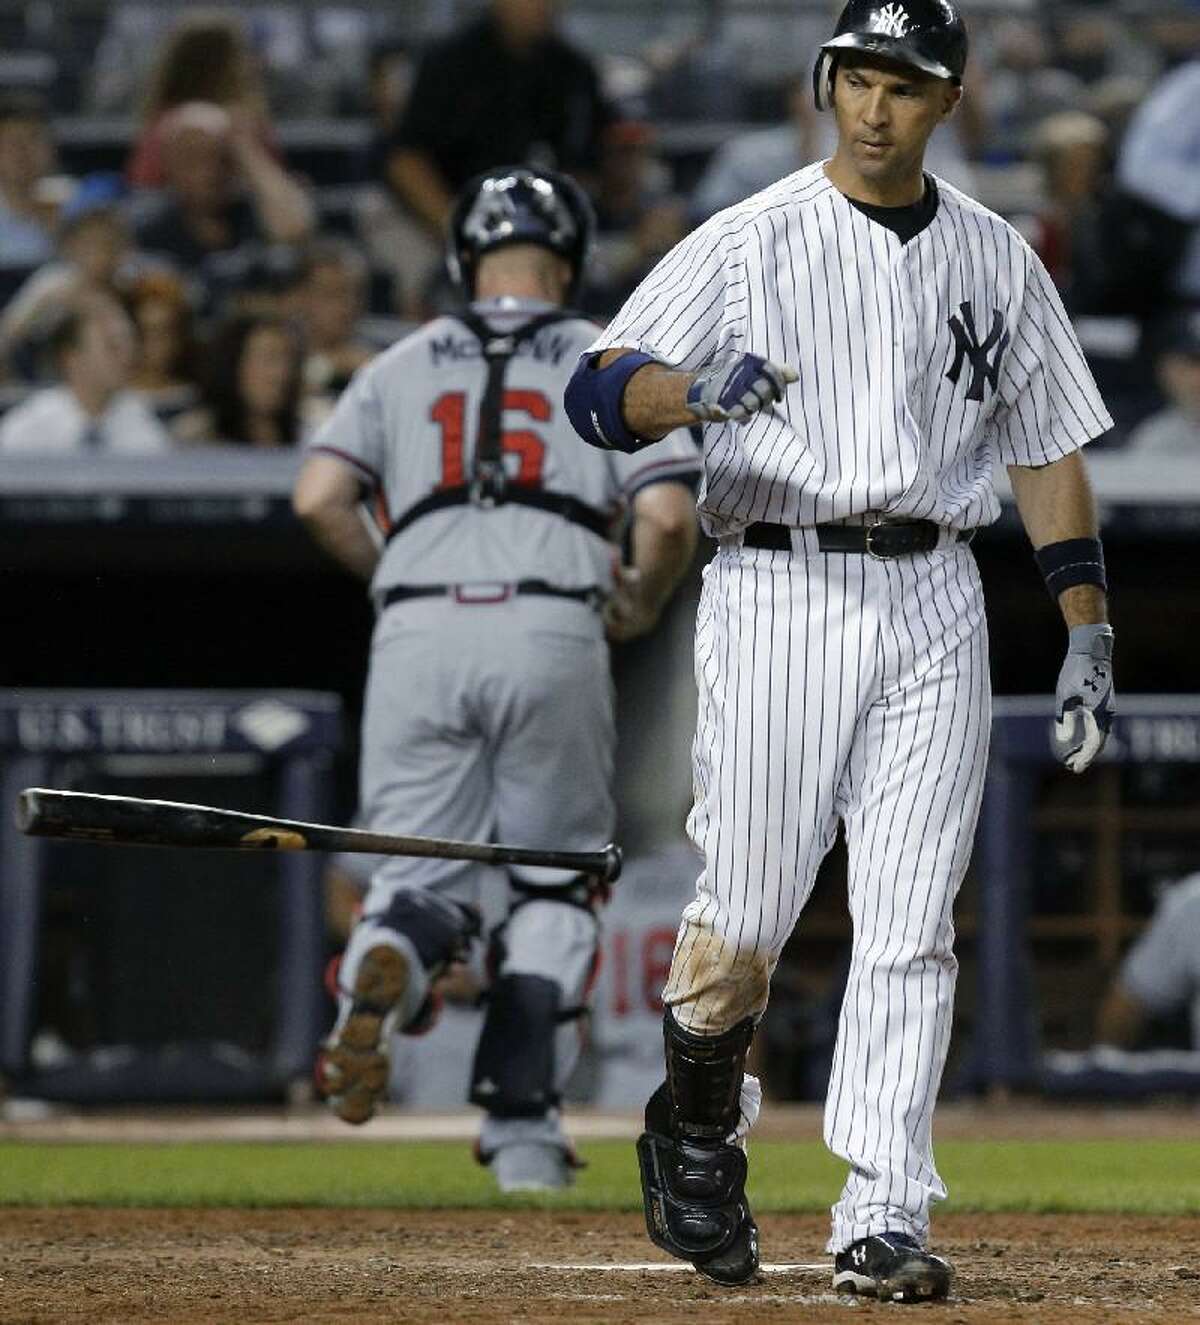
[0,689,341,1102]
[973,695,1200,1094]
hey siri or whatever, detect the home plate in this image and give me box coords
[531,1262,829,1273]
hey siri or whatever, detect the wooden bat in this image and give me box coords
[15,788,623,883]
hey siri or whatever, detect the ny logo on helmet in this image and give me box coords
[874,3,911,38]
[946,302,1010,402]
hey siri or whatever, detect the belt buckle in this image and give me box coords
[453,582,512,604]
[864,521,892,561]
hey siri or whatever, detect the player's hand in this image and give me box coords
[604,562,659,642]
[686,352,798,424]
[1052,624,1114,774]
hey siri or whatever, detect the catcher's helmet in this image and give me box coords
[447,166,595,303]
[813,0,968,111]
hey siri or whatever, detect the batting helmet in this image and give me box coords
[813,0,968,111]
[447,166,595,304]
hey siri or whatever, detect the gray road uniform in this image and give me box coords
[309,295,699,1158]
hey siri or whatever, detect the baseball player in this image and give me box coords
[292,167,699,1190]
[565,0,1114,1298]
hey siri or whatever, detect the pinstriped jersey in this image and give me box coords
[309,297,700,593]
[589,161,1112,538]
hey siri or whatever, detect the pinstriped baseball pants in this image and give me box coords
[664,535,991,1252]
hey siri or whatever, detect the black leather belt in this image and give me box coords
[743,520,973,559]
[382,579,604,609]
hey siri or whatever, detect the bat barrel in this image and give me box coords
[15,788,310,850]
[15,789,625,882]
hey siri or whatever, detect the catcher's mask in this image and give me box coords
[447,166,595,304]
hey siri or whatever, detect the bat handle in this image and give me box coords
[601,842,623,884]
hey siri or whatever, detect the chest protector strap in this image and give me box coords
[385,309,612,544]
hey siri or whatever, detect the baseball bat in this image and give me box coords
[15,788,623,883]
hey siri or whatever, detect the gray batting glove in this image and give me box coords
[1052,623,1115,774]
[686,352,798,424]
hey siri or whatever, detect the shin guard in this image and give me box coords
[636,1013,759,1285]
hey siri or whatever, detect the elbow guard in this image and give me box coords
[564,350,660,454]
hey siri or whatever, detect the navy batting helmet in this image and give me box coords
[447,166,595,303]
[813,0,968,111]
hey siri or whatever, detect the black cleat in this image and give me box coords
[833,1232,952,1303]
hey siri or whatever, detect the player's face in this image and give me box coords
[832,56,960,185]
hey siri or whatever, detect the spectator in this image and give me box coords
[1116,60,1200,306]
[386,0,612,240]
[0,292,172,454]
[690,76,820,223]
[290,239,375,405]
[127,12,274,190]
[132,102,314,312]
[0,180,133,377]
[1029,112,1109,294]
[174,313,305,447]
[974,18,1087,164]
[1095,874,1200,1051]
[125,271,199,420]
[355,41,441,318]
[1127,311,1200,456]
[1050,11,1160,90]
[0,94,57,269]
[584,122,687,317]
[363,43,416,180]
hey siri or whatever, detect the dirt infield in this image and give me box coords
[3,1208,1198,1324]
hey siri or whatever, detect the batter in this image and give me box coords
[565,0,1115,1299]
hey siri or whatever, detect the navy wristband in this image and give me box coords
[1033,537,1106,598]
[564,350,660,454]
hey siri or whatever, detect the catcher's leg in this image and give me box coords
[318,889,480,1124]
[471,880,599,1190]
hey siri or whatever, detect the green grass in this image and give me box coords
[1,1139,1196,1213]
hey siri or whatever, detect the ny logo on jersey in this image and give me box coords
[874,3,910,37]
[945,302,1010,402]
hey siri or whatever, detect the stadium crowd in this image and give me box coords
[0,0,1197,453]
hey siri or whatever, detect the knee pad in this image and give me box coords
[663,1010,755,1142]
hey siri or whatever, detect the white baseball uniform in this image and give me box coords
[589,162,1111,1249]
[309,296,699,1153]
